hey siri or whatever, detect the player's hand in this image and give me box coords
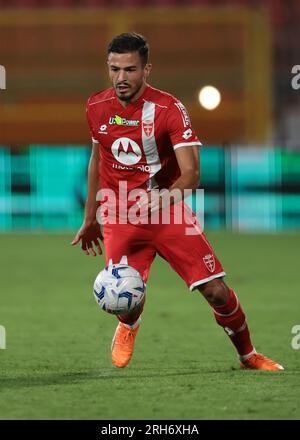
[71,220,103,256]
[136,189,169,214]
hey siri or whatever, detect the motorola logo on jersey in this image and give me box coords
[111,137,142,165]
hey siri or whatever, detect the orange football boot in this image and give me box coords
[240,353,284,371]
[111,321,140,368]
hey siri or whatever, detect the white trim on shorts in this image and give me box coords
[189,271,226,291]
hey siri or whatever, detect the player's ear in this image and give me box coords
[144,63,152,79]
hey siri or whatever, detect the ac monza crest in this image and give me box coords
[142,120,154,137]
[203,254,215,273]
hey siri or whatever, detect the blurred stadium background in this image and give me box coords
[0,0,300,421]
[0,0,300,232]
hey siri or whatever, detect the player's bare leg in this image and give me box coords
[111,297,145,368]
[197,279,284,371]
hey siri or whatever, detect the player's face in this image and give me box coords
[107,51,151,104]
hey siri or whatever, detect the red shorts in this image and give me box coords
[102,202,225,291]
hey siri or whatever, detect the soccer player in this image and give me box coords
[72,33,283,371]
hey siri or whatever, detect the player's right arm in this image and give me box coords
[71,142,103,256]
[84,141,100,223]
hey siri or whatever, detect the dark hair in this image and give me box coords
[107,32,149,66]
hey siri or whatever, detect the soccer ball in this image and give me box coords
[93,264,145,315]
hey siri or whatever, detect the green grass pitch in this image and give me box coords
[0,231,299,420]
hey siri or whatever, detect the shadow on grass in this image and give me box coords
[0,362,290,391]
[0,365,240,390]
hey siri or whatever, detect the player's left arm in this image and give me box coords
[167,98,201,191]
[169,144,200,192]
[139,145,200,212]
[153,145,200,210]
[138,98,201,211]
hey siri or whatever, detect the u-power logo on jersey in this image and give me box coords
[0,65,6,90]
[0,326,6,349]
[109,115,139,126]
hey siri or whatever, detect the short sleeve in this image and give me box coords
[86,98,99,144]
[166,99,202,150]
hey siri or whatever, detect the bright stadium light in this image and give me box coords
[198,85,221,110]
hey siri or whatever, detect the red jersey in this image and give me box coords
[86,84,201,195]
[86,85,225,289]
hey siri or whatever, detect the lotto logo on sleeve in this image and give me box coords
[182,128,193,140]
